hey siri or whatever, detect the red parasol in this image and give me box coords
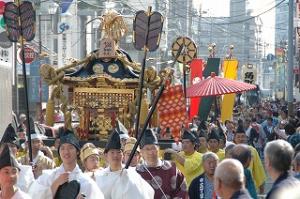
[187,72,257,97]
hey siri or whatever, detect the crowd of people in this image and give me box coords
[1,100,300,198]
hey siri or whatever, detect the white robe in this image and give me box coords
[17,164,34,192]
[94,167,154,199]
[28,164,104,199]
[0,189,31,199]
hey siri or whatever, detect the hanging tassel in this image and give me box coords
[46,100,54,126]
[139,93,149,128]
[151,107,159,127]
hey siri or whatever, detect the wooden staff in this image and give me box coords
[125,45,183,169]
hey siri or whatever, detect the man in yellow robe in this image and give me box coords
[198,131,209,154]
[234,126,266,193]
[208,129,225,161]
[165,129,203,187]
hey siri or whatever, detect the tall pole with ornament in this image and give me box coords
[4,0,36,162]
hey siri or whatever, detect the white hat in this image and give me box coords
[26,133,47,141]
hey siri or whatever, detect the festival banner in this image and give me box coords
[189,59,203,120]
[242,64,257,84]
[157,85,188,138]
[221,59,238,122]
[198,58,220,121]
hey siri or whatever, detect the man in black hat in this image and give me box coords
[198,131,209,154]
[115,119,129,149]
[94,130,154,199]
[1,124,19,157]
[28,130,104,199]
[208,128,225,161]
[136,129,188,199]
[1,124,35,193]
[165,129,203,187]
[0,143,31,198]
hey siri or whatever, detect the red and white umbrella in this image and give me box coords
[187,72,257,98]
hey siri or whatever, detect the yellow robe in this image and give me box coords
[207,149,225,161]
[215,149,225,161]
[248,146,266,190]
[174,151,203,187]
[198,148,209,154]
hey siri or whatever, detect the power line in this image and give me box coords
[167,0,284,25]
[212,0,286,25]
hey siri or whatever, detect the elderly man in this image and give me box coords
[265,140,300,199]
[165,129,203,187]
[137,129,188,199]
[231,144,258,199]
[214,159,252,199]
[188,152,219,199]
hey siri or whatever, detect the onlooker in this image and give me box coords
[293,153,300,180]
[214,159,252,199]
[231,144,258,199]
[188,152,219,199]
[264,140,300,199]
[224,120,235,142]
[263,117,275,142]
[286,123,300,148]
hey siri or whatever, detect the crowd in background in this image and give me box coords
[1,99,300,198]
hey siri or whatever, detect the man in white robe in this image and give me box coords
[0,124,35,192]
[28,130,104,199]
[0,144,31,199]
[94,130,154,199]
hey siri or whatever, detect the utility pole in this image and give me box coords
[197,3,201,47]
[38,14,42,122]
[187,0,192,36]
[287,0,294,116]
